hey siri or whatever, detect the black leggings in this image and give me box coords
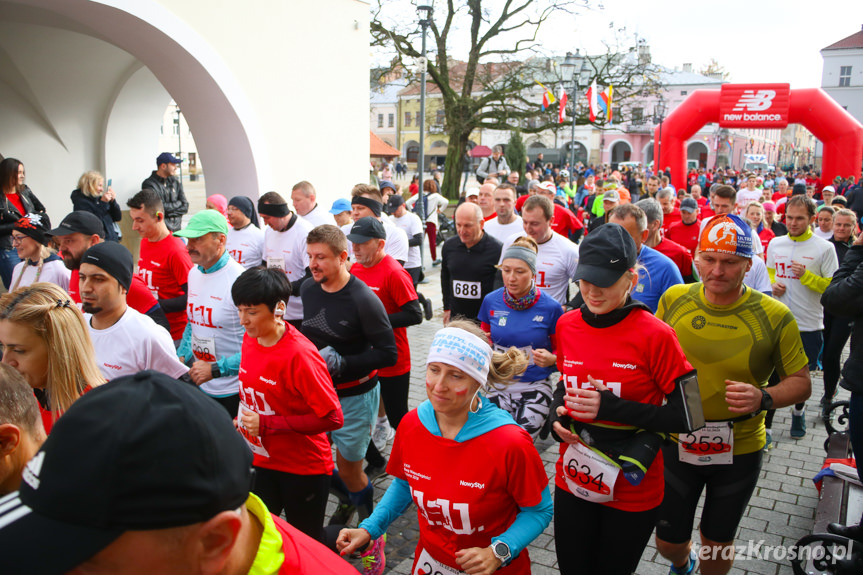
[209,393,240,418]
[554,487,659,575]
[823,312,853,401]
[379,371,411,430]
[252,466,330,542]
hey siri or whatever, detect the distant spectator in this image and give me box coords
[70,171,122,242]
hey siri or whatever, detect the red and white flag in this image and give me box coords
[558,88,568,124]
[586,79,599,122]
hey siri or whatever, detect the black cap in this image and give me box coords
[679,197,699,213]
[574,223,638,288]
[346,216,386,243]
[387,194,405,209]
[0,371,253,574]
[792,183,807,196]
[47,211,105,238]
[81,242,134,290]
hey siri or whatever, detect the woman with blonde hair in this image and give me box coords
[478,236,563,440]
[71,170,122,242]
[0,282,105,432]
[8,214,69,291]
[337,320,552,575]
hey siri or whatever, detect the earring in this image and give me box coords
[469,387,483,414]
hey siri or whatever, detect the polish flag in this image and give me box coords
[558,90,568,124]
[586,79,599,122]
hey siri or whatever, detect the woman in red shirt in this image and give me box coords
[0,282,105,433]
[0,159,47,289]
[744,202,775,252]
[549,223,697,575]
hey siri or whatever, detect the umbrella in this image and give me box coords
[469,145,492,158]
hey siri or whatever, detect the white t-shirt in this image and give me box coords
[735,188,762,212]
[744,254,772,294]
[227,224,265,269]
[342,219,409,264]
[484,216,523,244]
[186,258,246,396]
[264,215,314,321]
[699,217,764,256]
[500,231,579,305]
[392,211,424,269]
[766,233,839,331]
[10,258,70,292]
[301,203,336,227]
[86,306,188,381]
[813,227,833,241]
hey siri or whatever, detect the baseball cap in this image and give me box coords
[822,185,836,194]
[699,214,754,259]
[174,209,229,238]
[387,194,405,210]
[679,197,699,213]
[82,242,134,290]
[602,189,621,203]
[346,216,386,243]
[47,211,105,238]
[378,180,396,193]
[574,223,637,288]
[538,181,557,195]
[156,152,182,165]
[465,187,480,198]
[0,370,253,574]
[329,198,352,214]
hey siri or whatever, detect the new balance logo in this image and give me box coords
[532,315,544,322]
[22,452,45,490]
[732,90,775,112]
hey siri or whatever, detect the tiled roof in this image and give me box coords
[823,28,863,51]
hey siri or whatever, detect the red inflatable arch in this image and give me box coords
[655,83,863,188]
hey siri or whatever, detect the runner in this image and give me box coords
[231,267,343,542]
[226,195,265,269]
[0,364,45,496]
[814,205,835,240]
[336,321,552,575]
[387,194,434,320]
[550,223,697,575]
[665,197,701,258]
[9,214,69,292]
[0,370,358,575]
[175,210,246,416]
[127,189,193,342]
[347,185,408,266]
[79,242,188,381]
[0,283,105,433]
[483,183,523,243]
[478,236,563,439]
[655,214,811,575]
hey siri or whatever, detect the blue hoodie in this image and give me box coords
[359,397,553,562]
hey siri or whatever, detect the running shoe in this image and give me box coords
[371,419,393,453]
[820,395,835,422]
[364,460,388,483]
[790,412,807,438]
[421,295,434,320]
[360,535,387,575]
[328,502,356,526]
[668,549,697,575]
[763,431,773,452]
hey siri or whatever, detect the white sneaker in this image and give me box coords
[372,420,393,452]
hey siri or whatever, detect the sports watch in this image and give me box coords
[490,540,511,567]
[759,388,774,412]
[210,363,222,380]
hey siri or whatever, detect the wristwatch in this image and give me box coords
[759,388,774,411]
[490,541,511,567]
[211,363,222,379]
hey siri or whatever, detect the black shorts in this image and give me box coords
[656,444,762,544]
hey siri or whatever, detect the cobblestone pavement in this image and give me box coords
[332,261,844,575]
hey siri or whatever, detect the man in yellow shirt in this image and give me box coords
[655,214,811,575]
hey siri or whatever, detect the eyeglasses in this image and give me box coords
[11,235,28,245]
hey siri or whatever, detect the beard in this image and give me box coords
[62,252,82,271]
[81,303,102,315]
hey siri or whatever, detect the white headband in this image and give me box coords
[427,327,492,385]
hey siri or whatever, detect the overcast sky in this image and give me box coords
[379,0,862,89]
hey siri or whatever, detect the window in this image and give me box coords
[388,113,394,127]
[612,106,621,121]
[404,112,411,127]
[680,90,688,96]
[631,107,644,124]
[172,117,179,136]
[377,114,383,128]
[840,66,852,87]
[436,109,445,124]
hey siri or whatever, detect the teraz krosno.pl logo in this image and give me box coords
[724,90,781,122]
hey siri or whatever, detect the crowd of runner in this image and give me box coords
[0,151,862,575]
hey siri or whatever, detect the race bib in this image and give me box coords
[267,256,285,270]
[562,440,620,503]
[493,343,534,366]
[452,280,481,299]
[236,404,270,458]
[192,333,217,363]
[413,548,464,575]
[678,422,733,465]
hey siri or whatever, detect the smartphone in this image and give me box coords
[107,178,112,187]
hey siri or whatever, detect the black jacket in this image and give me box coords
[0,186,47,250]
[440,231,503,321]
[70,189,122,242]
[821,245,863,393]
[141,171,188,232]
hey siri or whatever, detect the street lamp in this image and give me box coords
[560,50,585,189]
[416,0,433,264]
[653,98,667,177]
[175,104,183,181]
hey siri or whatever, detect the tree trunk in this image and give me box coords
[442,137,468,200]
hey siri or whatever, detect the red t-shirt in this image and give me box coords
[550,204,583,237]
[387,410,546,574]
[661,209,682,232]
[515,194,529,213]
[38,385,93,434]
[654,237,693,278]
[483,212,497,222]
[238,327,339,475]
[553,308,693,511]
[351,255,417,377]
[6,193,25,216]
[757,226,776,252]
[138,235,192,339]
[700,204,715,220]
[69,270,159,317]
[666,220,700,257]
[271,513,359,574]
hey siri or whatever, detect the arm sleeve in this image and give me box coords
[494,487,553,560]
[389,299,422,329]
[160,285,188,314]
[798,269,831,294]
[408,232,423,247]
[108,199,122,222]
[358,477,414,539]
[548,377,572,442]
[441,246,452,310]
[290,268,311,297]
[177,322,192,359]
[767,267,776,283]
[144,304,171,333]
[595,373,697,432]
[258,407,343,436]
[822,247,863,316]
[215,352,241,377]
[340,291,398,379]
[475,158,490,179]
